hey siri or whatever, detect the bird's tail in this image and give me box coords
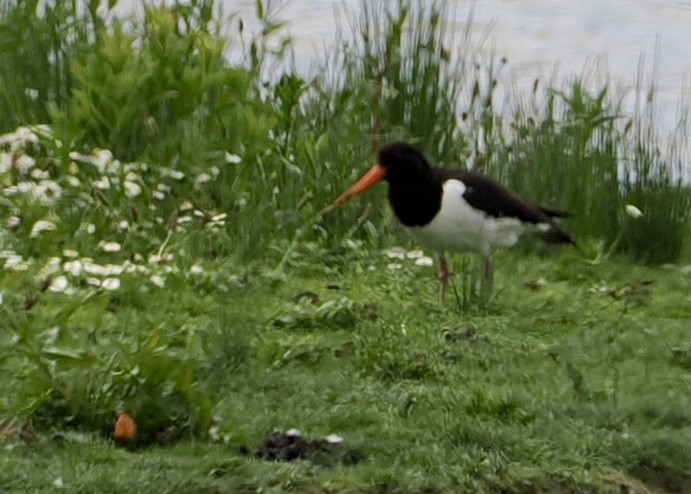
[538,224,576,245]
[540,206,573,218]
[536,205,576,245]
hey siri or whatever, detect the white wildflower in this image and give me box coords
[105,264,125,276]
[625,204,644,219]
[4,186,17,196]
[150,274,165,287]
[86,223,96,234]
[149,253,174,264]
[31,219,57,237]
[15,127,38,147]
[48,276,69,293]
[285,428,302,437]
[63,249,79,258]
[68,151,88,162]
[7,216,21,227]
[86,277,102,287]
[30,168,49,180]
[211,213,227,222]
[93,176,110,190]
[190,265,204,274]
[0,292,3,304]
[38,257,61,279]
[33,180,63,205]
[117,220,129,232]
[210,166,220,177]
[414,256,435,267]
[385,248,406,260]
[83,261,124,277]
[406,250,424,259]
[15,155,35,174]
[24,87,39,100]
[162,168,185,180]
[387,263,403,270]
[92,149,114,174]
[195,173,212,184]
[66,176,81,187]
[16,181,33,193]
[3,254,29,271]
[101,278,120,291]
[123,180,141,197]
[31,124,51,138]
[63,260,83,276]
[99,241,121,253]
[225,152,242,164]
[82,261,109,276]
[0,152,11,173]
[153,191,165,200]
[179,200,193,211]
[324,434,344,444]
[0,126,39,151]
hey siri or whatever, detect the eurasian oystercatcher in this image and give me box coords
[332,141,574,302]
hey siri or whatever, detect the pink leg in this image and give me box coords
[483,256,494,284]
[439,253,449,303]
[481,255,494,302]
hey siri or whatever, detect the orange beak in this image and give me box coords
[332,164,387,207]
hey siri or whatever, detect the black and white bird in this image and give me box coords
[332,141,574,302]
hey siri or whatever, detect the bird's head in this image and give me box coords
[332,142,431,206]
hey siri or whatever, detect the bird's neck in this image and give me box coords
[387,169,442,227]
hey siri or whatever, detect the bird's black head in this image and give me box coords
[377,142,432,184]
[331,141,438,211]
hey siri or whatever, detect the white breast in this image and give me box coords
[407,179,527,255]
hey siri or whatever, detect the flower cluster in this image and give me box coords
[0,126,242,295]
[384,247,435,270]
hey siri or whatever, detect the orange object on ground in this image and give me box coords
[113,412,137,442]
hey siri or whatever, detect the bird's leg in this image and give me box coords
[439,253,450,303]
[481,255,494,303]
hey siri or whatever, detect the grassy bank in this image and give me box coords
[1,0,690,492]
[1,247,690,493]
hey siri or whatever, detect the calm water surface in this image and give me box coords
[228,1,690,135]
[120,1,691,157]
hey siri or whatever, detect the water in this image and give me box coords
[224,0,690,133]
[117,0,691,157]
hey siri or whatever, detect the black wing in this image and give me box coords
[437,169,550,223]
[436,168,575,244]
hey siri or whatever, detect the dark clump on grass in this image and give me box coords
[250,430,364,467]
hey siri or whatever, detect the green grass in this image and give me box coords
[1,249,690,493]
[1,0,690,492]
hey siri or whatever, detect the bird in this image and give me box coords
[331,141,575,302]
